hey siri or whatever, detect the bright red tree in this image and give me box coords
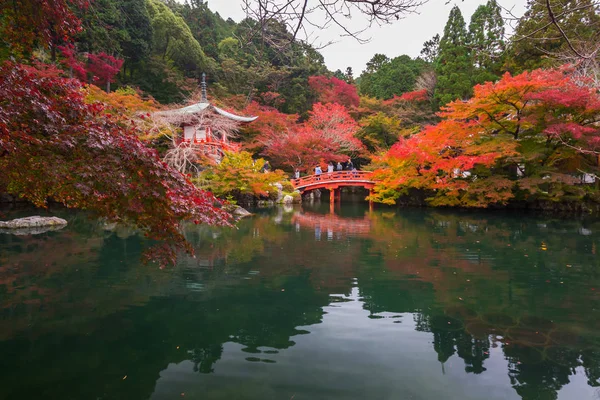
[0,62,230,265]
[0,0,88,58]
[258,102,364,171]
[308,75,360,108]
[87,53,124,93]
[57,44,87,81]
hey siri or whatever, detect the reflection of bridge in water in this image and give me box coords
[292,171,376,207]
[292,211,372,239]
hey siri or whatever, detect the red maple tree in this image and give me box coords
[57,43,87,81]
[87,53,124,93]
[257,102,364,171]
[370,66,600,207]
[0,0,88,58]
[308,75,360,108]
[0,62,230,265]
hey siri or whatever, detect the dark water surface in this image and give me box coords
[2,203,600,400]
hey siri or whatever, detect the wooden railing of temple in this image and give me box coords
[291,171,375,191]
[179,137,242,154]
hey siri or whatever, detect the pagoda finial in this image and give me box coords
[201,73,208,103]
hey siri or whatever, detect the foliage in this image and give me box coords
[308,75,360,108]
[359,54,426,99]
[370,66,600,207]
[0,0,87,58]
[241,101,299,150]
[87,53,124,92]
[420,34,440,63]
[200,151,287,198]
[58,44,87,81]
[467,0,505,85]
[434,5,473,107]
[257,103,364,171]
[0,62,230,265]
[507,0,600,73]
[356,112,403,152]
[146,0,210,77]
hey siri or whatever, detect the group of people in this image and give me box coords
[265,159,357,180]
[291,159,356,180]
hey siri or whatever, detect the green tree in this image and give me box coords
[507,0,600,73]
[178,0,235,59]
[468,0,505,84]
[420,34,440,64]
[357,112,403,151]
[359,54,425,99]
[345,66,355,84]
[434,5,473,107]
[120,0,153,68]
[75,0,126,55]
[146,0,211,77]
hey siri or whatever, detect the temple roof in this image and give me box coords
[154,73,258,123]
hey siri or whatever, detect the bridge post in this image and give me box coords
[369,189,374,212]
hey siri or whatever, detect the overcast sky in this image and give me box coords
[203,0,526,75]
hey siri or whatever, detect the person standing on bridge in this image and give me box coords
[294,168,300,179]
[346,158,354,171]
[336,162,342,171]
[327,162,334,174]
[315,165,322,181]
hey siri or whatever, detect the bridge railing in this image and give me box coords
[291,170,373,189]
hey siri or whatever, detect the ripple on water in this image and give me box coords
[549,329,589,347]
[444,305,478,321]
[507,327,550,347]
[481,312,517,328]
[519,315,555,331]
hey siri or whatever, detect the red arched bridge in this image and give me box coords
[291,171,376,205]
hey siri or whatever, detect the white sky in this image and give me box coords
[204,0,526,75]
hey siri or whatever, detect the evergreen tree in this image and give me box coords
[345,66,355,84]
[146,0,211,77]
[420,34,440,64]
[333,69,346,80]
[468,0,505,85]
[120,0,153,68]
[507,0,600,73]
[434,6,473,107]
[359,54,425,99]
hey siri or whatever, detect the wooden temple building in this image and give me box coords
[156,73,257,163]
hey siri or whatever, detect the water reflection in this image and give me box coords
[1,205,600,399]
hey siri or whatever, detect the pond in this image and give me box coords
[1,202,600,400]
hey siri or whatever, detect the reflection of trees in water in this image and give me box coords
[191,344,223,374]
[357,209,600,399]
[2,207,600,399]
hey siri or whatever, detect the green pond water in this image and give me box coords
[2,202,600,400]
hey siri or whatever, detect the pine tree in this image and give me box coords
[434,6,472,107]
[507,0,600,73]
[468,0,505,85]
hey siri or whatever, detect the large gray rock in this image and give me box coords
[223,204,253,219]
[0,216,68,235]
[232,206,252,218]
